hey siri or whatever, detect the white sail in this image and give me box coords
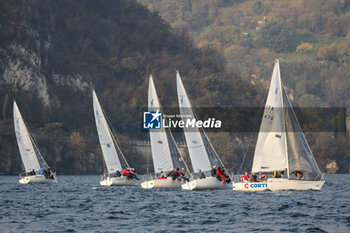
[176,71,212,172]
[148,75,173,173]
[252,60,288,173]
[93,90,122,175]
[13,101,41,172]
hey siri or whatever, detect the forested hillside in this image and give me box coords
[138,0,350,173]
[0,0,263,174]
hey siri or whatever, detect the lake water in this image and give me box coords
[0,174,349,232]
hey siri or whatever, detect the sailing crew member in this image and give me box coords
[250,172,258,182]
[122,168,131,179]
[115,170,121,177]
[292,171,303,180]
[259,173,267,182]
[220,167,231,184]
[198,169,206,179]
[130,168,139,180]
[240,172,249,182]
[273,171,281,178]
[174,168,181,180]
[211,166,217,177]
[159,171,166,179]
[180,168,189,182]
[216,167,227,183]
[167,169,176,180]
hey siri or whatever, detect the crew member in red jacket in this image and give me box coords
[240,172,250,182]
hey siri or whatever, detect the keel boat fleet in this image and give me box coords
[12,60,325,191]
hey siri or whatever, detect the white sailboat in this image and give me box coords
[141,75,190,189]
[93,90,137,186]
[176,71,231,190]
[13,101,56,184]
[233,60,325,191]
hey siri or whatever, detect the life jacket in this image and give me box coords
[158,176,167,180]
[240,174,249,181]
[216,168,226,180]
[122,169,130,176]
[260,174,267,182]
[175,170,181,177]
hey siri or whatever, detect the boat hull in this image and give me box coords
[141,177,182,189]
[19,175,56,184]
[100,176,138,186]
[232,178,325,191]
[182,177,230,190]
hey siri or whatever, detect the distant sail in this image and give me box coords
[13,101,41,172]
[148,75,173,173]
[252,60,288,173]
[176,71,212,172]
[93,90,122,175]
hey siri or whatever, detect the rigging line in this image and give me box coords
[166,127,191,175]
[238,82,269,174]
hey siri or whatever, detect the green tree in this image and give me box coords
[259,21,291,53]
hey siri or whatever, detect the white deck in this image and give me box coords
[19,175,56,184]
[100,176,138,186]
[232,178,325,191]
[182,177,230,190]
[141,177,183,189]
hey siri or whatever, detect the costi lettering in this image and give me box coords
[244,183,268,189]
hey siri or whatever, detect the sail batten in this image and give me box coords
[93,90,123,175]
[13,101,41,172]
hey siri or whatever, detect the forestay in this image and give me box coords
[252,60,288,173]
[148,75,173,173]
[283,87,322,180]
[176,71,212,172]
[13,101,41,172]
[93,90,122,175]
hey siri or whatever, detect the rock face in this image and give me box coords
[1,44,51,106]
[326,160,339,174]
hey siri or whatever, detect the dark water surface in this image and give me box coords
[0,174,349,232]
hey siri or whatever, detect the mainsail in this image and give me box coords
[176,71,224,173]
[93,90,124,175]
[13,101,42,172]
[148,75,173,173]
[251,60,288,173]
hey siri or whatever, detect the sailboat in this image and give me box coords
[141,75,190,189]
[13,101,56,184]
[233,60,325,191]
[92,90,137,186]
[176,71,231,190]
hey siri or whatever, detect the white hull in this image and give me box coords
[100,176,138,186]
[141,177,183,189]
[19,175,56,184]
[232,178,325,191]
[182,177,230,190]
